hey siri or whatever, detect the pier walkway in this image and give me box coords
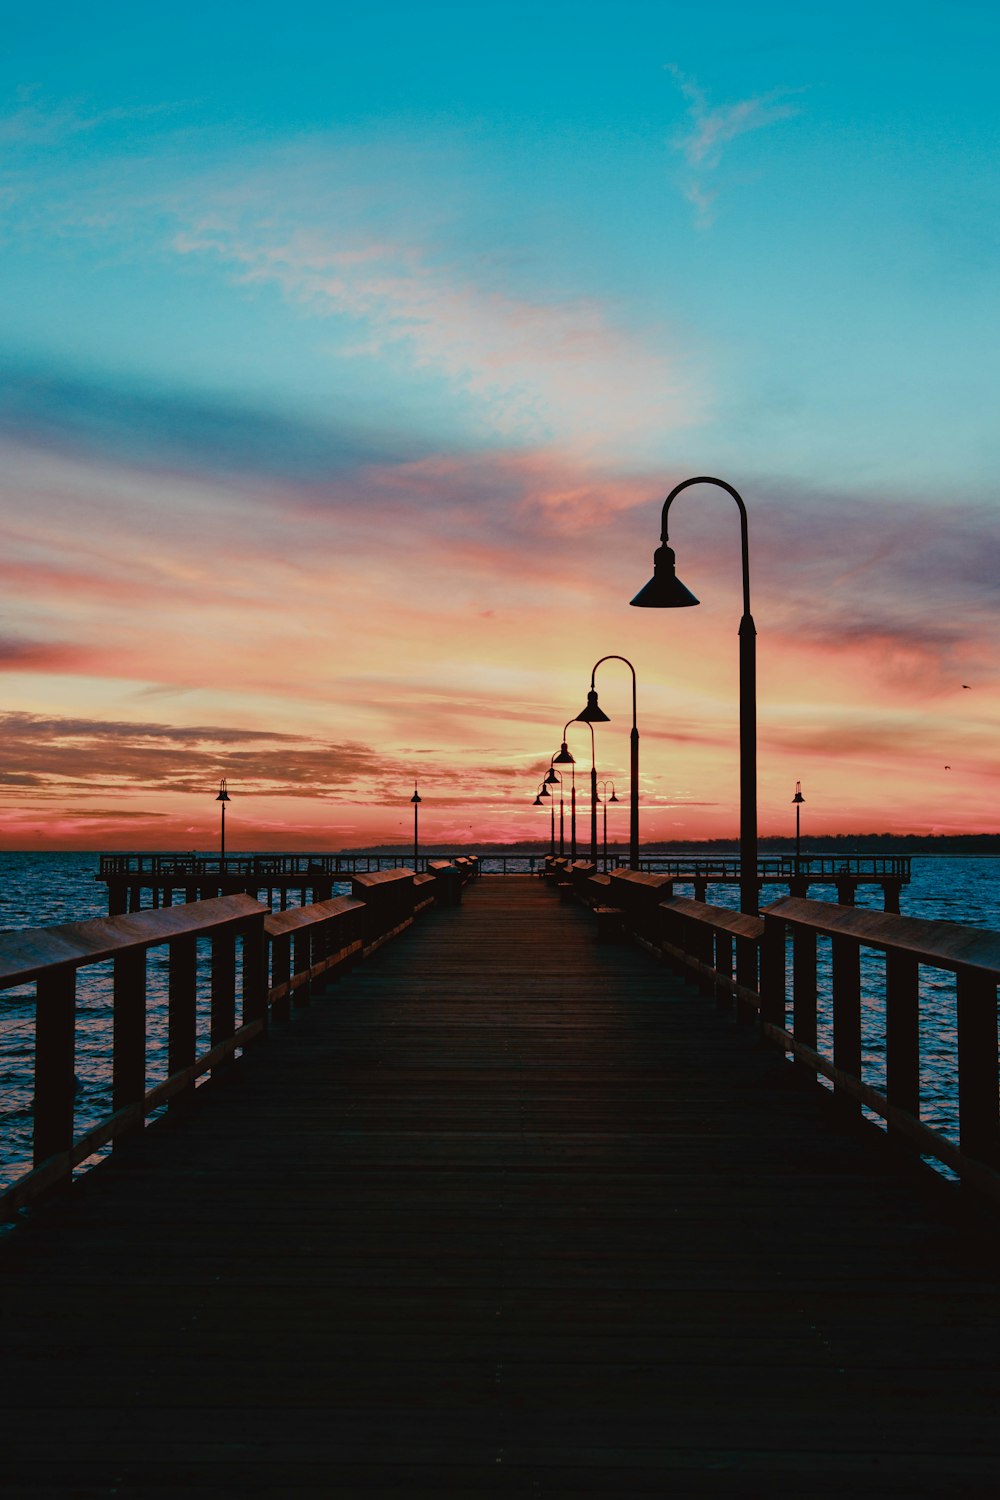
[3,878,1000,1494]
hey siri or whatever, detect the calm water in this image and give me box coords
[1,852,998,1191]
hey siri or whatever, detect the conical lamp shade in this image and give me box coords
[553,741,575,765]
[575,689,610,723]
[630,544,699,608]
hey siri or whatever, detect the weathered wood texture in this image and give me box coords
[2,878,1000,1496]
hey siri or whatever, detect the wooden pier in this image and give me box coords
[2,875,1000,1493]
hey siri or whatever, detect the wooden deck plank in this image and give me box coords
[2,876,1000,1495]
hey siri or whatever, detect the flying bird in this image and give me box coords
[962,684,971,689]
[945,765,951,770]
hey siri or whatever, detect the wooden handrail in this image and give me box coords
[0,894,265,987]
[264,894,363,938]
[765,895,1000,974]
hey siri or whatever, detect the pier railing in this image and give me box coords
[97,851,492,878]
[569,866,1000,1203]
[625,855,911,880]
[0,864,466,1220]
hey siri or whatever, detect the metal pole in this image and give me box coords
[587,656,640,870]
[739,611,758,915]
[590,756,598,867]
[220,801,225,862]
[570,767,577,860]
[658,478,757,915]
[603,798,608,873]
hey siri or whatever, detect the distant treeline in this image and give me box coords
[359,833,1000,856]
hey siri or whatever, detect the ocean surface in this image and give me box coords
[1,851,999,1193]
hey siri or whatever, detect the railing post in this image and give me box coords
[792,926,818,1075]
[831,934,861,1106]
[241,915,268,1039]
[210,929,237,1065]
[735,935,757,1025]
[885,950,919,1137]
[271,933,292,1022]
[759,912,785,1029]
[956,965,1000,1168]
[292,929,312,1007]
[113,947,147,1145]
[714,931,733,1010]
[168,934,197,1111]
[33,968,76,1171]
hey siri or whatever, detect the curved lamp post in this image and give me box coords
[792,780,805,872]
[558,717,597,864]
[631,475,758,915]
[575,654,640,870]
[552,731,577,860]
[544,760,565,857]
[596,778,619,872]
[215,778,230,862]
[533,780,556,857]
[410,783,422,869]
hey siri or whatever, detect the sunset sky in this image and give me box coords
[1,2,998,850]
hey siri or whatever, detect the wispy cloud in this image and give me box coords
[172,212,701,458]
[666,65,802,228]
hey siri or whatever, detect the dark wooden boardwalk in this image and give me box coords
[3,878,1000,1496]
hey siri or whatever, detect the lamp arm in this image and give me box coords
[590,654,638,727]
[660,475,751,619]
[563,718,596,765]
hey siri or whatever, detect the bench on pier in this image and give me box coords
[556,860,593,900]
[427,860,464,906]
[581,873,625,940]
[351,867,418,952]
[609,869,676,945]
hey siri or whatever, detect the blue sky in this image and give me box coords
[1,2,998,846]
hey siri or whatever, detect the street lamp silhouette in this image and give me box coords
[215,778,230,861]
[533,780,556,857]
[410,784,422,868]
[596,778,619,872]
[792,781,805,870]
[553,733,577,860]
[575,654,640,870]
[544,760,565,857]
[558,718,597,864]
[631,475,758,915]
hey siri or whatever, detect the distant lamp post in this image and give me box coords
[631,475,758,915]
[410,784,422,869]
[534,780,556,857]
[215,778,231,861]
[596,778,619,872]
[544,761,564,857]
[792,781,805,871]
[559,718,597,864]
[576,655,640,870]
[553,735,577,859]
